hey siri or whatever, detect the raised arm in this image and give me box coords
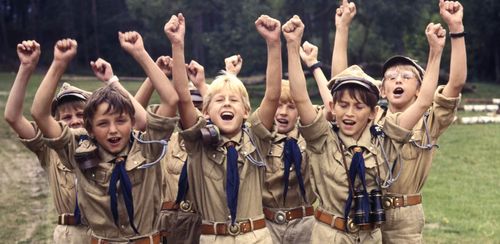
[134,56,174,108]
[187,60,208,98]
[165,13,198,129]
[282,15,317,125]
[5,40,41,139]
[331,0,356,78]
[399,23,445,130]
[300,41,334,121]
[224,54,243,76]
[31,39,77,138]
[439,0,467,97]
[255,15,282,129]
[119,31,178,118]
[90,57,147,130]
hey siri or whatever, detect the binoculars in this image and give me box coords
[353,189,385,226]
[200,124,221,146]
[75,150,100,170]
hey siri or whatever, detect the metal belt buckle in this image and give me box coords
[179,200,192,212]
[227,223,241,236]
[383,196,393,210]
[347,218,360,233]
[274,210,287,224]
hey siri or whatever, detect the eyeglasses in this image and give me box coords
[384,71,416,81]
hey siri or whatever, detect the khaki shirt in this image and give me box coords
[256,123,316,208]
[376,86,460,194]
[161,132,185,202]
[44,105,178,240]
[180,112,270,222]
[20,122,78,216]
[300,109,411,218]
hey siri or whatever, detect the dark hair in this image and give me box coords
[84,85,135,132]
[332,84,379,110]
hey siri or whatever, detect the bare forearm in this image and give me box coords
[172,43,198,128]
[259,40,282,129]
[134,78,154,108]
[5,65,36,138]
[331,26,349,78]
[443,23,467,97]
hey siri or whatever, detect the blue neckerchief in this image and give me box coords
[343,149,370,230]
[226,144,239,225]
[108,157,139,234]
[175,159,189,204]
[282,138,307,205]
[73,178,81,225]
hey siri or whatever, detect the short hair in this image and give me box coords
[84,85,135,132]
[279,80,294,104]
[54,98,86,120]
[202,72,251,114]
[332,83,379,111]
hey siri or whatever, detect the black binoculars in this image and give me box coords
[75,150,100,170]
[353,189,385,226]
[200,124,221,146]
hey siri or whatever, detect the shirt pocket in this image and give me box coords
[204,150,224,181]
[266,144,284,173]
[56,161,76,189]
[402,130,424,161]
[83,168,109,194]
[167,147,187,175]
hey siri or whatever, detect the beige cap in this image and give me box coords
[51,82,92,115]
[327,65,380,98]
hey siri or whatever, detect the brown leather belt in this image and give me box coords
[161,201,179,211]
[161,200,194,212]
[383,194,422,209]
[58,214,79,226]
[314,209,375,233]
[263,206,314,224]
[90,232,160,244]
[200,218,266,236]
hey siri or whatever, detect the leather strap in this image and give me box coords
[58,214,79,226]
[263,206,314,224]
[314,209,374,233]
[200,218,266,235]
[90,232,161,244]
[161,201,179,211]
[383,194,422,209]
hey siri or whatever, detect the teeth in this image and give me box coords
[221,112,234,121]
[277,119,288,124]
[343,120,355,125]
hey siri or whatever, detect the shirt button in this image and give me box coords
[121,224,126,229]
[91,173,96,178]
[212,154,216,158]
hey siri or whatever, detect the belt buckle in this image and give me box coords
[274,210,287,224]
[347,218,360,233]
[383,196,393,210]
[179,200,192,212]
[227,223,241,236]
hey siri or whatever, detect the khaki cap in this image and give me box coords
[327,65,380,99]
[51,82,92,115]
[382,55,425,80]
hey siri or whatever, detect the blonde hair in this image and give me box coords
[202,72,251,114]
[279,80,294,104]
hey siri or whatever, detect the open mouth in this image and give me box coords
[276,118,289,125]
[343,119,356,126]
[393,87,404,95]
[220,111,234,121]
[108,137,121,145]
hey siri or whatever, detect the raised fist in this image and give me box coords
[90,58,115,83]
[282,15,304,45]
[186,60,205,87]
[335,0,356,28]
[54,38,77,64]
[118,31,145,56]
[164,13,185,45]
[425,23,446,51]
[255,15,281,43]
[17,40,41,69]
[299,41,319,68]
[224,54,243,76]
[156,56,173,77]
[439,0,464,31]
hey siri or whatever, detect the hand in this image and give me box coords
[255,15,281,43]
[186,60,205,86]
[439,0,464,32]
[335,0,356,28]
[17,40,41,69]
[118,31,145,56]
[90,58,115,83]
[299,41,319,67]
[164,13,185,45]
[224,54,243,75]
[156,56,173,77]
[54,38,77,64]
[426,23,446,51]
[282,15,304,45]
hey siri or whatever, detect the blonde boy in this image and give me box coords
[31,32,179,243]
[282,15,445,244]
[379,1,467,243]
[166,13,281,244]
[4,40,91,243]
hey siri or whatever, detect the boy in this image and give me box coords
[4,40,91,243]
[379,1,467,243]
[166,13,280,243]
[31,32,179,242]
[282,15,445,243]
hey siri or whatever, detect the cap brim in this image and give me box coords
[382,55,424,79]
[329,77,380,99]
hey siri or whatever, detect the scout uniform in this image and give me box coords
[377,57,461,244]
[302,66,412,244]
[180,112,273,244]
[19,83,92,244]
[254,117,316,244]
[157,132,201,244]
[44,104,178,243]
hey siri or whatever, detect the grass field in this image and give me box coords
[0,72,499,243]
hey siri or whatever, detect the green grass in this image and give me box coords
[0,74,500,243]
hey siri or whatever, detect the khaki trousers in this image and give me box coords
[266,215,314,244]
[381,203,425,244]
[157,209,201,244]
[200,227,273,244]
[53,224,91,244]
[310,219,381,244]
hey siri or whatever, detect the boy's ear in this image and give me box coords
[243,108,250,120]
[369,106,379,121]
[380,84,387,99]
